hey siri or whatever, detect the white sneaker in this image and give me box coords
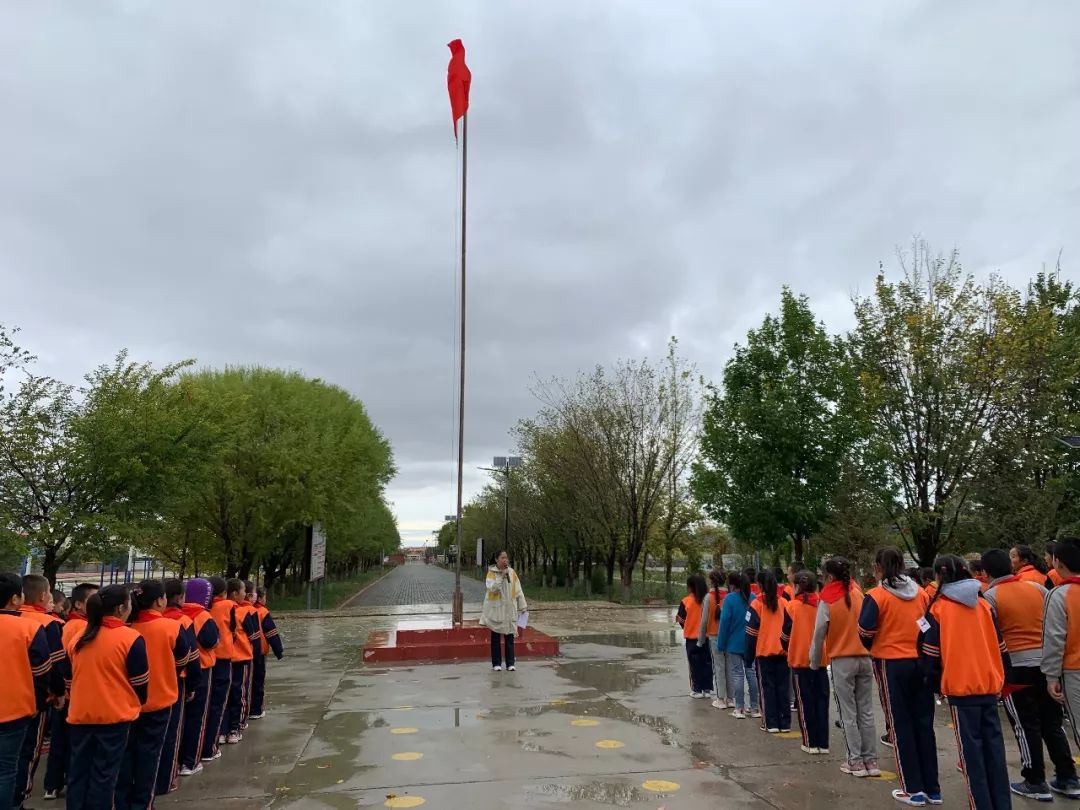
[218,734,226,745]
[507,665,516,671]
[201,750,222,762]
[711,699,723,709]
[766,728,780,733]
[226,732,242,744]
[749,710,762,718]
[731,709,746,719]
[249,712,265,720]
[493,665,502,671]
[725,699,736,709]
[690,691,705,699]
[179,764,203,777]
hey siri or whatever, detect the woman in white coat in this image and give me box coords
[480,550,528,671]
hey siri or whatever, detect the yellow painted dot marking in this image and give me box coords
[642,780,680,793]
[550,698,569,705]
[392,752,423,761]
[1075,755,1080,765]
[871,770,898,781]
[394,706,413,711]
[385,797,425,808]
[390,727,418,735]
[571,718,599,727]
[596,739,625,749]
[775,731,801,739]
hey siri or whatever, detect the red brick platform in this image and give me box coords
[362,619,559,664]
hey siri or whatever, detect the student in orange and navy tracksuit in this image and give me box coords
[15,574,65,808]
[1011,544,1050,586]
[812,557,878,779]
[746,570,790,733]
[156,578,201,797]
[239,581,262,728]
[1041,538,1080,799]
[203,576,235,761]
[919,555,1011,810]
[675,574,713,698]
[179,578,219,777]
[65,585,149,810]
[783,570,829,754]
[1,573,52,810]
[226,578,260,742]
[982,548,1077,801]
[251,586,284,720]
[116,581,194,810]
[859,546,939,807]
[44,581,98,801]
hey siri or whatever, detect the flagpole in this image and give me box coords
[452,111,468,628]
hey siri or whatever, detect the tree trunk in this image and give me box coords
[793,533,804,566]
[605,539,617,588]
[620,567,633,605]
[43,545,60,588]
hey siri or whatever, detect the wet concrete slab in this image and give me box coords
[157,598,1042,809]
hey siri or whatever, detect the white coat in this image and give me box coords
[480,565,527,636]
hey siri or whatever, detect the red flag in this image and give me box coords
[447,39,471,139]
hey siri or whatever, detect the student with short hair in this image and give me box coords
[178,578,219,777]
[919,555,1011,810]
[812,557,878,778]
[15,574,65,808]
[156,578,201,796]
[238,581,262,728]
[859,547,938,807]
[784,570,828,755]
[982,548,1078,800]
[746,570,789,733]
[203,576,235,761]
[224,578,258,743]
[65,585,149,810]
[0,573,51,810]
[251,587,283,721]
[43,581,98,801]
[1042,537,1080,799]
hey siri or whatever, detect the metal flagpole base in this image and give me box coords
[452,589,464,627]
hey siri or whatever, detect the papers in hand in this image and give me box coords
[516,611,529,630]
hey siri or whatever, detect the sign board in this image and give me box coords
[476,537,484,567]
[309,523,327,582]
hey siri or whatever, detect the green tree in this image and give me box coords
[693,289,853,564]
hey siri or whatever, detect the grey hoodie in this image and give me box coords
[881,575,921,601]
[939,578,982,608]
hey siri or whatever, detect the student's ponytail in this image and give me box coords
[76,584,129,652]
[793,570,816,603]
[927,554,969,609]
[824,557,853,608]
[759,570,779,612]
[131,580,164,620]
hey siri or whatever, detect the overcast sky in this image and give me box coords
[2,3,1078,546]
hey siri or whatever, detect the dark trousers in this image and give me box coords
[67,722,131,810]
[202,659,232,758]
[684,640,713,694]
[226,661,250,734]
[0,717,31,810]
[1002,670,1077,784]
[875,658,939,796]
[757,655,791,731]
[951,698,1011,810]
[251,652,267,716]
[242,652,258,725]
[154,682,186,796]
[43,705,69,794]
[490,632,515,668]
[793,667,830,750]
[180,667,210,769]
[14,709,47,805]
[114,707,169,810]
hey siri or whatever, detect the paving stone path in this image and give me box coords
[351,561,488,606]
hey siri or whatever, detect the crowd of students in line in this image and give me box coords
[0,573,285,810]
[676,538,1080,809]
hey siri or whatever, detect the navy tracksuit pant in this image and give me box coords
[202,659,232,758]
[874,658,940,797]
[251,652,267,716]
[180,667,210,769]
[67,722,130,810]
[13,709,46,806]
[793,667,830,750]
[756,656,791,731]
[1001,668,1077,785]
[114,706,170,810]
[155,682,186,796]
[0,717,32,810]
[226,661,250,734]
[43,705,69,795]
[950,696,1011,810]
[684,640,712,694]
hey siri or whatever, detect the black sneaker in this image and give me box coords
[1050,777,1080,799]
[1010,781,1053,802]
[880,733,895,748]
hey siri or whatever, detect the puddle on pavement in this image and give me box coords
[525,780,649,805]
[554,659,670,693]
[564,629,681,653]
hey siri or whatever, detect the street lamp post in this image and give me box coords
[479,456,522,560]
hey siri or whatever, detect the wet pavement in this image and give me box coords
[157,568,1053,809]
[348,564,487,607]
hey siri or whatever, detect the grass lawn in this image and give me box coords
[459,566,681,604]
[273,567,389,612]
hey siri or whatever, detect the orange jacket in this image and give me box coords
[182,604,220,669]
[1015,565,1046,586]
[66,617,149,724]
[209,598,236,661]
[858,581,929,659]
[61,612,88,651]
[20,604,65,698]
[812,581,868,667]
[783,595,825,668]
[1042,578,1080,676]
[232,603,262,662]
[919,580,1006,699]
[983,576,1046,667]
[0,611,51,722]
[746,595,786,659]
[133,610,191,712]
[677,595,704,642]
